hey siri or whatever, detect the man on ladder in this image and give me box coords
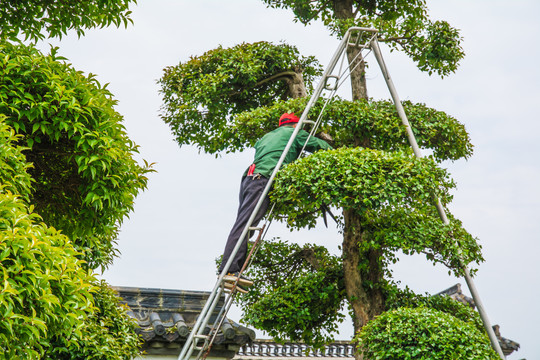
[218,112,333,293]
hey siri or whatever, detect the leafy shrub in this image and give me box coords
[356,307,499,359]
[0,41,152,269]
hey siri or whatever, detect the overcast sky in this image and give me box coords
[37,1,539,359]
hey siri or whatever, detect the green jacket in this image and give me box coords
[244,125,332,178]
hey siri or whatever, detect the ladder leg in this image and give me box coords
[370,36,506,359]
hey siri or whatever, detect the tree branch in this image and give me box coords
[253,71,298,87]
[228,71,298,97]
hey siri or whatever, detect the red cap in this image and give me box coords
[279,113,300,126]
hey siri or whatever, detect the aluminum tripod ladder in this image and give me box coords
[177,27,506,360]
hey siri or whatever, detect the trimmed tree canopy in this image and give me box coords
[356,307,499,359]
[159,41,322,153]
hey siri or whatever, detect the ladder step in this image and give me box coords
[248,226,262,231]
[193,334,209,350]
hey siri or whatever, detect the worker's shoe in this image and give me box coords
[223,281,248,294]
[223,272,254,287]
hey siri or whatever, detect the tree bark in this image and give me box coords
[333,3,384,359]
[284,70,307,99]
[342,209,385,327]
[346,47,368,101]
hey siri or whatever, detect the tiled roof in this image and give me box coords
[114,284,519,358]
[114,286,255,357]
[437,284,520,356]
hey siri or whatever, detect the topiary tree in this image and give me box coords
[159,1,493,357]
[1,2,148,358]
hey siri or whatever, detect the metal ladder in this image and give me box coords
[177,27,506,360]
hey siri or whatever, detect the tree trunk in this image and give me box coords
[333,2,384,359]
[342,210,385,343]
[346,47,368,101]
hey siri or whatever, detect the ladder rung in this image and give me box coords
[193,334,209,350]
[248,226,262,231]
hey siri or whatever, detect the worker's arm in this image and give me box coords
[298,130,333,152]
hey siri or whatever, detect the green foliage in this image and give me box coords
[355,307,499,359]
[261,0,464,76]
[48,281,141,360]
[239,240,345,346]
[0,198,142,360]
[270,147,484,274]
[1,5,144,359]
[159,41,322,153]
[384,285,484,333]
[271,147,453,227]
[234,97,473,161]
[0,41,153,269]
[363,208,484,276]
[0,118,32,197]
[0,191,94,359]
[0,0,136,42]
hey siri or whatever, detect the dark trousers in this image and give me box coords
[219,175,270,274]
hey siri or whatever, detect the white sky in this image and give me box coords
[37,1,539,359]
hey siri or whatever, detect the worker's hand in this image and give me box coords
[315,131,334,144]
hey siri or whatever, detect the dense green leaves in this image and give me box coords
[0,0,136,41]
[0,5,144,359]
[0,191,92,358]
[235,97,473,161]
[0,41,144,359]
[0,119,32,197]
[0,196,141,359]
[0,41,153,269]
[48,281,141,360]
[363,208,483,276]
[159,41,322,153]
[272,147,453,227]
[261,0,464,76]
[240,240,345,346]
[356,307,499,359]
[271,147,482,274]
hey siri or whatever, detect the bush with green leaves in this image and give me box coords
[0,191,93,358]
[0,21,146,360]
[0,80,143,360]
[384,285,484,332]
[0,40,153,269]
[0,192,140,359]
[48,281,141,360]
[0,2,147,358]
[355,307,499,359]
